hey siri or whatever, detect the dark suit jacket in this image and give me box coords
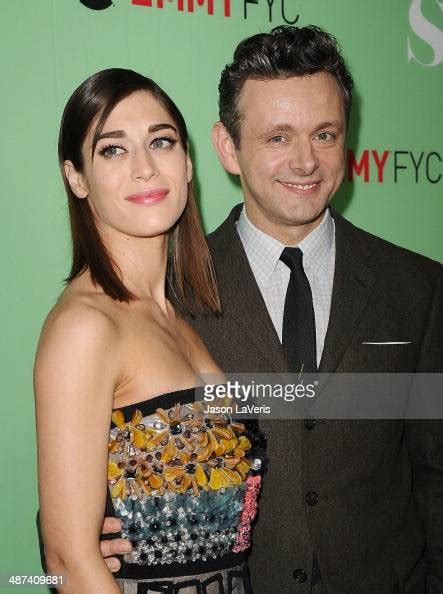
[192,205,443,594]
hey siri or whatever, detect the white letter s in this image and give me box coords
[408,0,443,66]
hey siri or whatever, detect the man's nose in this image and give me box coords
[288,139,319,176]
[131,149,158,181]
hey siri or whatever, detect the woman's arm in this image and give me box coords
[34,303,122,594]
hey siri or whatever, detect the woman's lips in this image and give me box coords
[124,189,169,204]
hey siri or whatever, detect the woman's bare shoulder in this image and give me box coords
[33,278,126,424]
[36,280,120,365]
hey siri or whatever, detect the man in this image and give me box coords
[102,26,443,593]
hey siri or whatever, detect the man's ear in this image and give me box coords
[211,122,241,175]
[63,160,89,199]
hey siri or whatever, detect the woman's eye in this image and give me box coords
[98,145,125,157]
[150,137,177,150]
[315,132,335,141]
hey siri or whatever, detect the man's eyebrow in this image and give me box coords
[258,123,295,136]
[314,121,343,131]
[95,123,178,143]
[257,121,344,137]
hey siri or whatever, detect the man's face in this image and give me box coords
[219,73,346,244]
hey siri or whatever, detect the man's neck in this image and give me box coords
[242,205,329,246]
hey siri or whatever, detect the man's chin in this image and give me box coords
[279,205,328,229]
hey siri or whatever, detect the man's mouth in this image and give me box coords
[279,181,320,190]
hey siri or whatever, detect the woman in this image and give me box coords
[34,69,263,593]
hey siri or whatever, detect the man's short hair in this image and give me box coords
[218,25,354,147]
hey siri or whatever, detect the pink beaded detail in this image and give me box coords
[233,474,262,552]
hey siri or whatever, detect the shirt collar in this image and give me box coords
[297,209,335,276]
[237,206,335,283]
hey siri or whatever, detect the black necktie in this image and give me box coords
[280,247,317,374]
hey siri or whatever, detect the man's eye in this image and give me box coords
[315,132,335,141]
[270,135,287,144]
[98,144,125,157]
[150,137,177,150]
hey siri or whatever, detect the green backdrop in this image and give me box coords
[1,1,441,591]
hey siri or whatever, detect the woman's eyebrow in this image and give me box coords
[148,123,177,134]
[96,123,177,142]
[96,130,126,141]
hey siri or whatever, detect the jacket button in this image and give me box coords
[304,418,317,430]
[305,491,319,506]
[293,568,308,582]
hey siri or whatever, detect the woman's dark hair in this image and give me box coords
[219,25,354,147]
[59,68,220,314]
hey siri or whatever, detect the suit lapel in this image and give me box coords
[318,210,378,373]
[208,205,288,373]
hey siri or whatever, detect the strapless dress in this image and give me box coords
[106,387,266,594]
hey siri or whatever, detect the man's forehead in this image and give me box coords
[240,73,339,98]
[238,74,345,122]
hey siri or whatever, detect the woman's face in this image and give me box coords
[65,90,192,240]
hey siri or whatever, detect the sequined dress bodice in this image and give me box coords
[107,387,265,580]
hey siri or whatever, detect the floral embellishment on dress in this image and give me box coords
[108,402,258,499]
[163,452,208,496]
[110,409,147,452]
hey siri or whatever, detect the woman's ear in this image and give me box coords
[211,122,241,176]
[63,161,89,199]
[186,153,193,184]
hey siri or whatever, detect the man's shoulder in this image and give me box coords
[333,209,442,279]
[205,204,241,251]
[205,204,247,273]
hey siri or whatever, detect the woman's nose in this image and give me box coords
[131,149,158,181]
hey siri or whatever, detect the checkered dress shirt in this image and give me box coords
[236,207,336,366]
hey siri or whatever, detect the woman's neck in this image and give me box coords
[103,229,170,311]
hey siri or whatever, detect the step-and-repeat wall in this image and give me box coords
[1,1,441,589]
